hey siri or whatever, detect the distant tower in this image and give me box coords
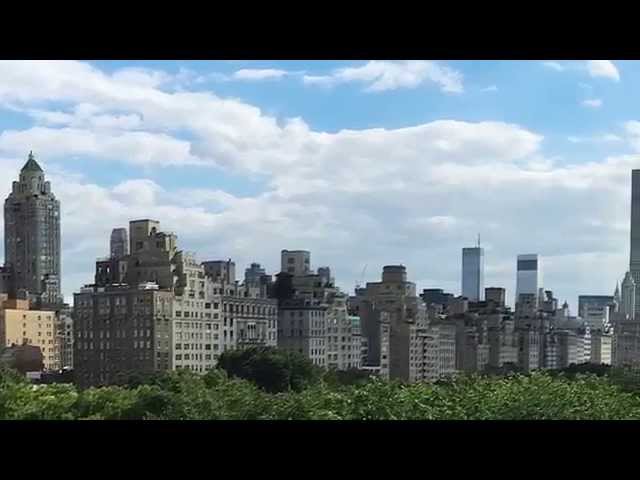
[461,236,484,302]
[110,228,129,259]
[245,262,266,285]
[630,170,640,318]
[516,254,542,303]
[3,152,61,305]
[614,281,621,313]
[622,271,636,319]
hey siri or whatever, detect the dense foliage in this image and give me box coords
[216,346,322,393]
[3,365,640,419]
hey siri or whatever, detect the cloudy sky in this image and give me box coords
[0,60,637,310]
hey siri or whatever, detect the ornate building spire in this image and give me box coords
[21,150,43,172]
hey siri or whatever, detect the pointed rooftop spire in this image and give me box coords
[21,151,43,173]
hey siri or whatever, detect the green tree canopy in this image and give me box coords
[216,346,322,393]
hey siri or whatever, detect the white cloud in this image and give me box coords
[304,60,463,93]
[623,121,640,151]
[582,98,603,108]
[542,61,620,82]
[0,127,202,167]
[542,61,565,71]
[586,60,620,81]
[232,69,289,81]
[0,60,636,310]
[481,85,498,92]
[568,133,622,144]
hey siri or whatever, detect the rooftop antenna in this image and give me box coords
[477,233,481,248]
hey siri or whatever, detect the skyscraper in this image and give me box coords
[3,152,61,305]
[110,228,129,259]
[622,271,636,320]
[630,170,640,318]
[462,246,484,302]
[516,254,542,303]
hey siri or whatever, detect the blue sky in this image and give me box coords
[0,60,637,308]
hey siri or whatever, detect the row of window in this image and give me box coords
[174,321,218,330]
[223,303,276,315]
[175,343,219,351]
[175,353,218,361]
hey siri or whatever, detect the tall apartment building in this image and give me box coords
[74,284,175,386]
[517,326,541,372]
[326,293,361,370]
[591,330,612,364]
[613,318,640,367]
[0,295,59,371]
[275,250,359,370]
[277,301,327,367]
[87,227,220,382]
[415,322,457,381]
[451,314,490,373]
[216,277,277,351]
[3,152,61,307]
[352,265,430,381]
[487,314,518,368]
[462,246,484,302]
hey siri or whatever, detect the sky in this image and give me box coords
[0,59,637,310]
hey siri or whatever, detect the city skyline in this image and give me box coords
[0,60,639,308]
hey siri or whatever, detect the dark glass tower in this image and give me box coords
[4,152,61,305]
[630,170,640,318]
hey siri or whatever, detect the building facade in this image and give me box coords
[0,296,59,371]
[3,152,61,306]
[74,285,174,386]
[277,302,327,367]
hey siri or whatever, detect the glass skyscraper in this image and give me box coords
[462,247,484,302]
[516,254,542,302]
[630,170,640,318]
